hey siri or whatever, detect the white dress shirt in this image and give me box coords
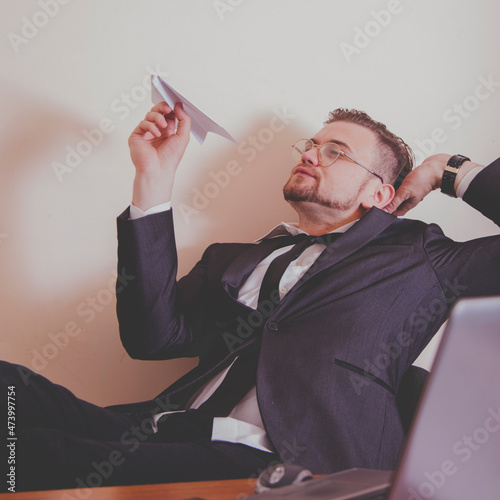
[128,166,484,453]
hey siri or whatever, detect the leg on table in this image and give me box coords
[0,361,140,440]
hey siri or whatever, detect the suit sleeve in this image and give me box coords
[423,158,500,298]
[115,207,211,360]
[463,157,500,226]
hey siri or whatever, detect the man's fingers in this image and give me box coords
[391,191,425,216]
[387,191,409,214]
[137,120,161,138]
[393,201,415,216]
[174,103,191,141]
[145,102,191,141]
[145,111,168,129]
[165,118,176,137]
[384,201,397,214]
[129,101,192,164]
[143,102,191,141]
[151,102,173,115]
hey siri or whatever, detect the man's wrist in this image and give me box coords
[132,171,175,212]
[455,165,486,198]
[454,160,484,193]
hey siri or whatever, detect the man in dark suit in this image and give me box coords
[2,102,499,492]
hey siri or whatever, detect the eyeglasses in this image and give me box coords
[291,139,384,183]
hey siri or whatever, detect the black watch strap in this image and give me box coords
[441,154,470,197]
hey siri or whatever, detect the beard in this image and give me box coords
[283,174,367,211]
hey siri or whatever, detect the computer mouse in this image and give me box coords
[255,463,313,493]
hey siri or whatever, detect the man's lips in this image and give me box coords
[293,166,316,179]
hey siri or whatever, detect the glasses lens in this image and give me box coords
[320,143,341,167]
[291,139,313,163]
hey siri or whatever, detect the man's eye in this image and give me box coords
[323,145,339,156]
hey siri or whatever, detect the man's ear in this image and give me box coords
[361,183,395,210]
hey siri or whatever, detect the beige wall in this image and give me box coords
[1,0,499,406]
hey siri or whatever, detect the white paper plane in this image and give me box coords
[151,75,236,145]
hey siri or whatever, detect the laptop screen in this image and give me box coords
[389,297,500,500]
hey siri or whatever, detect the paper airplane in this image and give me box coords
[151,75,236,145]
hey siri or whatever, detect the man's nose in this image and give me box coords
[301,146,320,167]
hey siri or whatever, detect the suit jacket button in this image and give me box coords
[267,321,278,331]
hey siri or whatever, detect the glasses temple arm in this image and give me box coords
[342,152,384,183]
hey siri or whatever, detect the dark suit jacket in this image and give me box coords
[115,159,500,474]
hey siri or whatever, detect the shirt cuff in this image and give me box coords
[456,166,485,199]
[129,201,172,220]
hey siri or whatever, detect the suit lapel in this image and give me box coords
[293,208,397,288]
[221,208,397,300]
[221,238,286,299]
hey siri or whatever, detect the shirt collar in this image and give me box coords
[255,219,359,242]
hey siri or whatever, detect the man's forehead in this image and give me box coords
[312,121,378,153]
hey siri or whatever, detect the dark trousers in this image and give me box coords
[0,361,280,492]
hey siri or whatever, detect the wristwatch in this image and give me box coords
[441,154,470,197]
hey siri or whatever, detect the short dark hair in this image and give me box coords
[325,108,414,189]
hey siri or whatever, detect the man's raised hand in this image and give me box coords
[129,102,191,211]
[385,154,448,216]
[385,153,483,216]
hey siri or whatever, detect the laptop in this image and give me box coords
[242,296,500,500]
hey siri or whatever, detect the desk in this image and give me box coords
[3,478,258,499]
